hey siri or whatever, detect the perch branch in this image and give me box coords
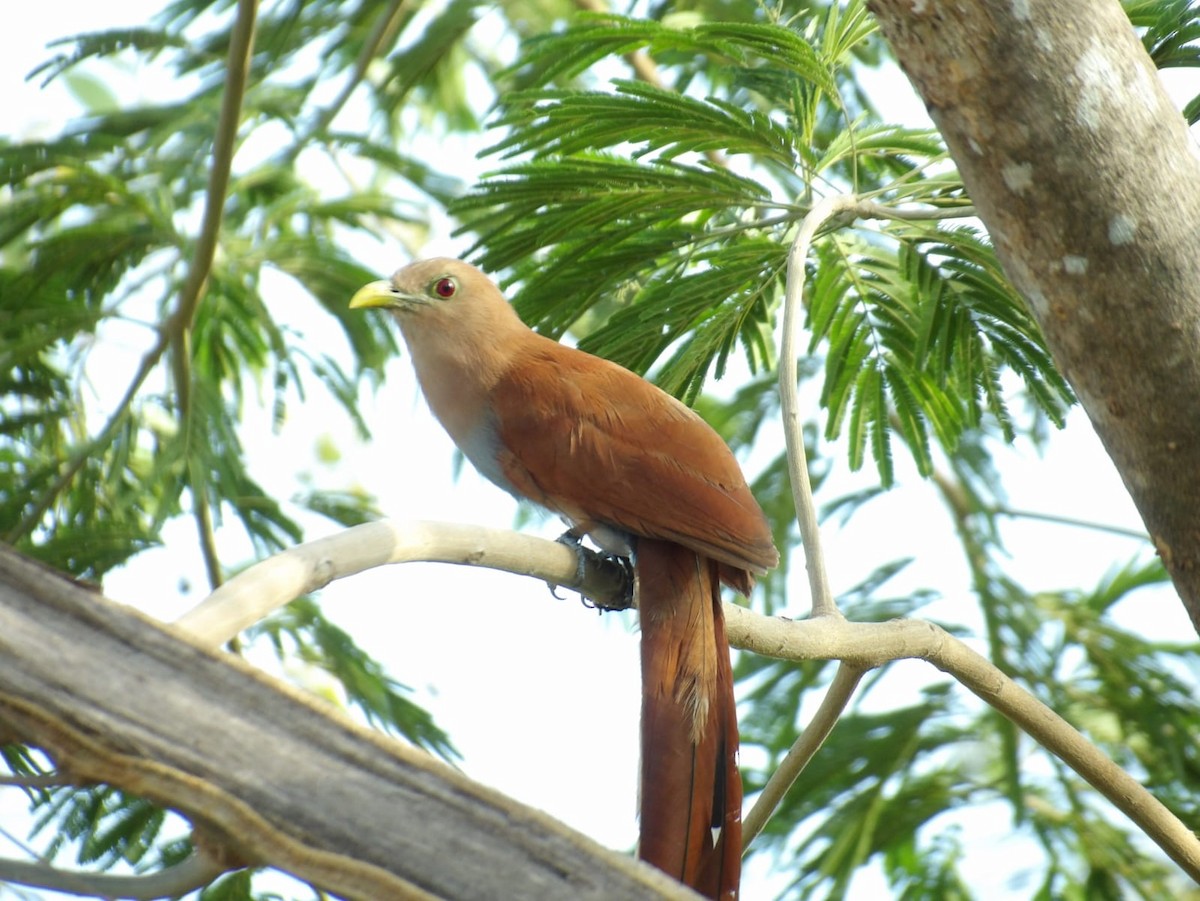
[175,521,630,649]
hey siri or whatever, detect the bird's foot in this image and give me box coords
[604,553,635,609]
[555,530,587,587]
[547,530,588,602]
[548,531,634,612]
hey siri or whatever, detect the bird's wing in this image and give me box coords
[489,338,778,575]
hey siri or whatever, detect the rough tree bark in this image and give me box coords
[0,545,694,901]
[867,0,1200,631]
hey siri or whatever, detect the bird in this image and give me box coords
[350,258,778,900]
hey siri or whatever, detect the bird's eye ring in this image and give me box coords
[433,277,458,299]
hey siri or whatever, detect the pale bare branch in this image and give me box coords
[173,522,1200,883]
[176,521,630,649]
[741,662,865,850]
[0,850,230,901]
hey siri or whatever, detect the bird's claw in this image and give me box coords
[606,553,635,609]
[546,531,633,612]
[547,530,590,604]
[557,530,589,582]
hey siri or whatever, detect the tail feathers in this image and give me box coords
[636,539,742,900]
[696,591,742,899]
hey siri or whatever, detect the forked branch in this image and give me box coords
[175,520,1200,882]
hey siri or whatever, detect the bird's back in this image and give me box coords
[487,335,778,583]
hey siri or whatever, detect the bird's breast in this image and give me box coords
[440,403,519,497]
[406,350,517,497]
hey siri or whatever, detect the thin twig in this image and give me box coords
[7,345,166,543]
[173,0,259,591]
[994,505,1150,541]
[741,661,865,849]
[854,199,976,221]
[775,195,972,615]
[0,850,231,901]
[291,0,413,157]
[756,194,983,844]
[173,0,259,336]
[574,0,664,88]
[0,822,39,860]
[779,194,859,617]
[190,453,224,591]
[721,606,1200,883]
[0,774,69,789]
[6,0,260,548]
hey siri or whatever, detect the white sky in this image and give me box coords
[2,3,1196,900]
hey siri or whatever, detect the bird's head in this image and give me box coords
[350,257,529,375]
[350,258,514,322]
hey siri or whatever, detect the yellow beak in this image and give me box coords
[349,280,401,310]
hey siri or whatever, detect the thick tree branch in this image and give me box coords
[868,0,1200,631]
[0,543,691,901]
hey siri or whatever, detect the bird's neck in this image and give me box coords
[402,324,494,425]
[398,314,539,490]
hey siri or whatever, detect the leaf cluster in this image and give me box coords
[0,4,441,572]
[452,2,1069,493]
[1127,0,1200,121]
[0,0,503,893]
[739,465,1195,898]
[809,225,1073,483]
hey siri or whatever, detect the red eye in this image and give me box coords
[433,277,457,298]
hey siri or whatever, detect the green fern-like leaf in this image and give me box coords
[455,155,770,268]
[248,597,459,761]
[514,14,839,96]
[490,80,798,166]
[806,224,1073,482]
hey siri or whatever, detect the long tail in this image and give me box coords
[636,538,742,900]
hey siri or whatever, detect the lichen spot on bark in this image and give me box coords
[1074,42,1120,131]
[1002,161,1034,195]
[1063,255,1088,275]
[1108,214,1137,246]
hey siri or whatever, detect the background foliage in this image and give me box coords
[3,0,1200,898]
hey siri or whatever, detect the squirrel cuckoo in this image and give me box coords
[350,259,777,900]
